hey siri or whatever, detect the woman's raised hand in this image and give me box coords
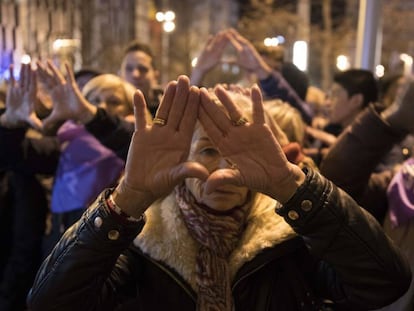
[0,64,42,130]
[226,29,271,80]
[113,76,209,217]
[37,60,97,132]
[198,85,305,203]
[190,31,229,85]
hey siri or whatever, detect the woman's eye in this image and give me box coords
[200,147,219,156]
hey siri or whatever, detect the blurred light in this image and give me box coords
[264,37,279,47]
[232,65,240,75]
[155,12,165,22]
[400,53,413,65]
[222,63,230,72]
[52,38,80,52]
[164,11,175,22]
[21,54,31,64]
[163,21,175,33]
[191,57,198,67]
[400,53,413,76]
[336,55,350,71]
[375,65,385,78]
[156,10,176,33]
[293,41,308,71]
[2,69,11,80]
[277,35,285,44]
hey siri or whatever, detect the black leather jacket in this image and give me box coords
[27,169,411,310]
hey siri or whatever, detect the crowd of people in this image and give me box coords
[0,28,413,311]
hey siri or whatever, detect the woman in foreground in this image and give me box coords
[28,76,410,311]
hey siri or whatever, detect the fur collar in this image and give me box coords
[133,192,296,291]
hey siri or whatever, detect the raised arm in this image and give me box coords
[190,30,229,85]
[226,29,313,124]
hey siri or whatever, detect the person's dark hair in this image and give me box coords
[333,69,378,107]
[123,40,156,69]
[74,68,102,81]
[281,62,309,100]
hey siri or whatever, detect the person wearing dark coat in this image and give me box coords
[28,76,410,311]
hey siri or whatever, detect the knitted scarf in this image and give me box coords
[175,183,250,311]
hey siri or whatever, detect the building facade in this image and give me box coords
[0,0,240,84]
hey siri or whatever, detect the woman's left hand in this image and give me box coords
[198,85,305,203]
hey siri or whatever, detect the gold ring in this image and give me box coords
[233,116,248,126]
[153,117,166,126]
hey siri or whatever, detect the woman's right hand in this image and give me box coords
[112,76,209,218]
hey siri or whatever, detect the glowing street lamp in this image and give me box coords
[293,40,308,71]
[336,55,350,71]
[400,53,413,76]
[156,10,176,84]
[263,36,285,47]
[156,10,176,33]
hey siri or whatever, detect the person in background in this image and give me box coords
[0,64,49,311]
[190,29,314,125]
[0,60,150,262]
[119,40,163,117]
[324,68,378,137]
[304,68,379,165]
[36,61,141,255]
[27,75,410,311]
[320,77,414,311]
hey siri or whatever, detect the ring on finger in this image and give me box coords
[153,117,166,126]
[233,116,248,126]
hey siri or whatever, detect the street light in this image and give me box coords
[400,53,413,76]
[156,10,176,85]
[263,36,285,47]
[336,55,350,71]
[293,40,308,71]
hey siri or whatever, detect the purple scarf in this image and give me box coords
[51,121,124,213]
